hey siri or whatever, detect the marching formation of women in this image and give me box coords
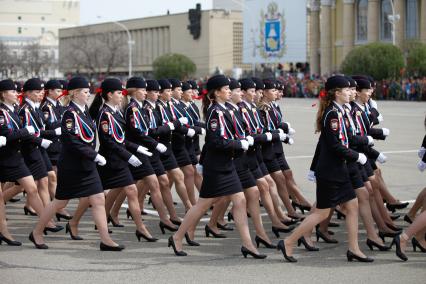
[0,74,425,262]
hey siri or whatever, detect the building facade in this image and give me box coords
[308,0,426,75]
[58,9,249,78]
[0,0,80,79]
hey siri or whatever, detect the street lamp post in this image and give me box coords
[388,0,400,46]
[110,21,134,77]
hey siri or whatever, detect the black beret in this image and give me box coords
[351,75,369,81]
[101,78,123,94]
[0,79,17,91]
[45,79,63,90]
[168,78,182,89]
[187,80,198,90]
[366,76,376,88]
[239,78,256,91]
[325,75,350,91]
[229,78,241,90]
[181,82,191,92]
[251,77,264,90]
[206,75,230,92]
[354,78,371,90]
[15,81,22,92]
[158,79,172,90]
[23,78,44,92]
[263,79,276,90]
[59,80,68,90]
[146,80,161,91]
[67,77,90,90]
[126,77,147,89]
[345,76,357,88]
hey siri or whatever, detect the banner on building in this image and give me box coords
[243,0,306,63]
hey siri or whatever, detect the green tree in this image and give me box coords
[152,53,196,79]
[406,42,426,77]
[340,43,404,80]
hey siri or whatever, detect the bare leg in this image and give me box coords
[2,185,24,203]
[264,174,289,221]
[356,187,383,245]
[125,184,153,237]
[369,176,394,225]
[399,197,426,252]
[341,198,366,257]
[17,176,46,219]
[193,165,203,192]
[406,187,426,220]
[157,174,180,221]
[168,168,192,211]
[244,186,271,243]
[181,165,196,205]
[283,170,311,207]
[374,168,399,204]
[110,190,127,223]
[47,170,57,200]
[89,193,119,246]
[208,197,230,233]
[36,177,50,207]
[69,197,90,236]
[270,171,302,218]
[0,188,14,240]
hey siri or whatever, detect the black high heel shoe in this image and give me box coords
[170,219,182,226]
[94,225,113,234]
[168,236,187,256]
[335,209,346,220]
[24,206,37,216]
[272,226,294,238]
[277,240,297,262]
[43,225,64,235]
[227,212,234,222]
[108,215,124,228]
[241,246,267,259]
[378,231,398,242]
[403,215,413,224]
[366,238,390,251]
[136,230,158,242]
[346,250,374,262]
[412,238,426,252]
[9,197,21,203]
[217,222,234,231]
[184,233,200,246]
[0,233,22,246]
[281,219,298,226]
[297,236,319,251]
[328,222,340,228]
[159,221,178,234]
[255,235,276,249]
[29,232,48,249]
[205,225,227,238]
[126,209,133,220]
[291,201,311,214]
[100,242,125,251]
[66,223,83,240]
[316,229,338,244]
[386,202,409,212]
[391,235,408,261]
[55,213,72,222]
[386,223,402,232]
[390,213,400,221]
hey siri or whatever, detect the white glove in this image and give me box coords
[278,128,284,135]
[418,161,426,172]
[286,122,291,129]
[307,170,316,182]
[137,146,152,157]
[128,155,142,167]
[288,127,296,136]
[156,143,167,153]
[357,153,367,165]
[167,122,175,131]
[240,140,249,151]
[246,136,254,146]
[201,128,206,135]
[279,132,287,142]
[0,136,6,147]
[265,132,272,141]
[377,153,387,164]
[40,139,52,149]
[94,154,106,166]
[178,117,188,125]
[54,127,61,136]
[187,128,196,138]
[25,125,35,135]
[418,147,426,159]
[287,137,294,145]
[382,128,390,136]
[369,99,378,110]
[367,136,374,146]
[377,114,384,122]
[196,163,203,175]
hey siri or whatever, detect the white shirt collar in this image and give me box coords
[354,101,365,111]
[105,103,118,112]
[25,98,37,109]
[146,99,156,108]
[218,102,226,109]
[344,103,352,110]
[243,100,252,109]
[4,103,15,112]
[181,101,190,107]
[333,101,344,113]
[46,97,57,106]
[132,98,143,108]
[72,101,86,113]
[227,101,238,110]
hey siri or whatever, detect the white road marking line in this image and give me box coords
[286,150,418,160]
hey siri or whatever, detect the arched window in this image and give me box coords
[380,0,392,41]
[357,0,368,41]
[406,0,418,39]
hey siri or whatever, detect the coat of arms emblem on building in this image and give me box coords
[259,2,286,59]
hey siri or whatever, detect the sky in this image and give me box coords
[80,0,213,25]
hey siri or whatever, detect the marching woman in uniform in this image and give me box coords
[168,75,265,258]
[87,78,156,242]
[392,117,426,261]
[279,76,372,263]
[41,79,72,221]
[30,77,123,251]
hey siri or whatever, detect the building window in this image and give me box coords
[406,0,418,39]
[380,0,392,41]
[18,27,22,34]
[356,0,368,41]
